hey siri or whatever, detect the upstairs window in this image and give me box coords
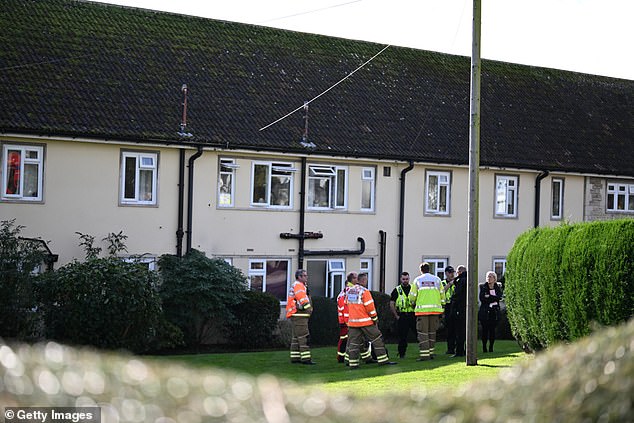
[361,167,375,212]
[218,158,238,207]
[121,151,157,205]
[425,170,450,215]
[307,165,347,209]
[251,162,294,208]
[495,175,518,218]
[1,144,44,201]
[551,178,564,220]
[607,182,634,212]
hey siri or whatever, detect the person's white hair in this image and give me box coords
[486,271,497,281]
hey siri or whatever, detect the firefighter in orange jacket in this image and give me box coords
[286,269,316,365]
[345,272,397,369]
[336,272,357,363]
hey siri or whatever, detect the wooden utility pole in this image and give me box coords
[466,0,481,366]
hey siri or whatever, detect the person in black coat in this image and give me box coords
[450,265,467,357]
[478,271,503,352]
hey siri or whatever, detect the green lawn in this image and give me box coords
[154,341,529,397]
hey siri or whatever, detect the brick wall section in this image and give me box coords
[584,177,634,221]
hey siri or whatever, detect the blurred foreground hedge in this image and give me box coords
[505,219,633,351]
[2,317,632,422]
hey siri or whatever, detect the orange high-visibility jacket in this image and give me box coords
[336,282,354,324]
[345,284,377,327]
[286,280,312,318]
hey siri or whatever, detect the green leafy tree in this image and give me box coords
[0,219,46,339]
[158,249,247,348]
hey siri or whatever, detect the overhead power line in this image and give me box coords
[259,44,391,132]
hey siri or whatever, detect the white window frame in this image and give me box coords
[327,259,346,297]
[360,258,373,290]
[495,174,518,218]
[1,144,44,201]
[120,151,158,205]
[218,158,238,207]
[122,255,157,271]
[248,259,291,302]
[607,182,634,212]
[551,178,564,220]
[307,164,347,210]
[361,167,375,212]
[423,257,448,280]
[493,258,507,281]
[250,161,295,208]
[425,170,451,215]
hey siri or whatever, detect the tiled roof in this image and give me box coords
[1,0,633,176]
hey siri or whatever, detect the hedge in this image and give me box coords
[228,290,282,348]
[505,219,634,350]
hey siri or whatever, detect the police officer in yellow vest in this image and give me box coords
[409,262,445,361]
[389,271,417,358]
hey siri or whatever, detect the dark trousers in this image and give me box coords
[453,309,466,355]
[444,303,456,353]
[396,312,416,357]
[480,316,498,351]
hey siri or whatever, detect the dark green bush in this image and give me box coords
[228,290,281,348]
[506,219,634,350]
[158,250,247,348]
[37,257,164,353]
[0,220,46,340]
[308,296,339,345]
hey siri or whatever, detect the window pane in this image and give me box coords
[361,179,372,209]
[252,164,268,204]
[507,190,515,215]
[271,175,290,206]
[250,275,263,292]
[25,150,38,160]
[5,150,21,195]
[428,175,438,211]
[608,193,615,210]
[23,163,39,198]
[219,173,232,206]
[124,156,136,199]
[439,185,447,212]
[139,169,153,201]
[617,193,626,210]
[336,169,346,207]
[496,178,507,214]
[309,178,329,207]
[266,260,288,301]
[628,194,634,211]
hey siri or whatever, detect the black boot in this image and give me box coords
[489,341,494,352]
[482,341,488,352]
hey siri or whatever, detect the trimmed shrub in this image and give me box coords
[506,219,634,350]
[0,220,46,340]
[308,296,339,345]
[158,250,247,348]
[228,290,282,349]
[36,257,164,353]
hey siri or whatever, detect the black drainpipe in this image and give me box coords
[186,145,203,253]
[176,149,185,257]
[379,230,387,293]
[534,170,550,228]
[398,161,415,275]
[298,157,307,269]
